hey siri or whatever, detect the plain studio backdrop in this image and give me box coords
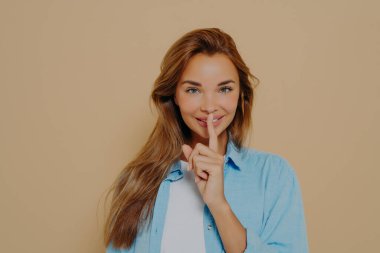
[0,0,379,252]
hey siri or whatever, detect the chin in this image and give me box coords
[192,125,226,139]
[191,130,209,140]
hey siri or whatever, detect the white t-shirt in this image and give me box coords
[160,160,206,253]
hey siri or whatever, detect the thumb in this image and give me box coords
[182,144,192,161]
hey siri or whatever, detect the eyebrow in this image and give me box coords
[180,79,236,86]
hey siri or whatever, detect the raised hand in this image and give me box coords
[181,113,227,208]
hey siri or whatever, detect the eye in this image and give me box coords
[220,86,233,93]
[185,88,199,94]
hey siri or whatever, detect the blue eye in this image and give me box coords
[220,86,233,93]
[185,88,199,94]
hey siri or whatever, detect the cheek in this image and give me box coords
[221,96,239,113]
[177,97,199,114]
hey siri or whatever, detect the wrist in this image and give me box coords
[208,199,230,215]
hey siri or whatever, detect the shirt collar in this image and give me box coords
[224,135,243,171]
[165,161,184,182]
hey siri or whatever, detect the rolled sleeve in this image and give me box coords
[244,227,277,253]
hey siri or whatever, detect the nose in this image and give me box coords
[200,93,217,113]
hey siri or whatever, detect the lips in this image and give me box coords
[195,115,224,122]
[195,115,224,128]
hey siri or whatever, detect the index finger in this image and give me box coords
[207,113,218,152]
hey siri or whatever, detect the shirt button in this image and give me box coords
[207,224,212,230]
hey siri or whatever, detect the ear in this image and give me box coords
[173,95,178,105]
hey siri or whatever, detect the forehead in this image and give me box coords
[179,53,239,83]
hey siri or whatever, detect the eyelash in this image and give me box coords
[185,86,233,94]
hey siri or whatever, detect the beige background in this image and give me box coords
[1,0,379,252]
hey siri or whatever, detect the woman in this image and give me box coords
[105,28,309,253]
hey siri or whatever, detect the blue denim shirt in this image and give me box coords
[107,139,309,253]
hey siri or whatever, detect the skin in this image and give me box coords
[174,53,247,253]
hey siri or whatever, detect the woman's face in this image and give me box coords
[174,53,240,144]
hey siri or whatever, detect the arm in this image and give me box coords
[244,159,309,253]
[209,201,247,253]
[211,158,309,253]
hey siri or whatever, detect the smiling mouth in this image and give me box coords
[196,116,224,123]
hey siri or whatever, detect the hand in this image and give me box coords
[182,113,227,208]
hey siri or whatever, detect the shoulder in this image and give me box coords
[238,146,297,182]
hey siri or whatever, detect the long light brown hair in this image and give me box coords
[104,27,259,249]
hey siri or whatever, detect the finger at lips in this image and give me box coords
[188,112,219,171]
[207,113,218,152]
